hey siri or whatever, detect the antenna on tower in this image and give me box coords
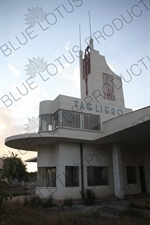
[79,24,82,50]
[88,11,93,49]
[88,11,92,38]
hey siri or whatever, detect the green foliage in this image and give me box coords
[63,196,73,207]
[0,175,12,222]
[0,176,11,206]
[24,195,55,208]
[1,152,27,183]
[43,195,54,208]
[128,201,150,210]
[144,215,150,221]
[26,171,37,183]
[24,195,43,207]
[2,203,148,225]
[80,188,96,206]
[119,207,145,219]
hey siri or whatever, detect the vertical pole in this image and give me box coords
[80,143,84,197]
[79,24,82,51]
[88,11,92,38]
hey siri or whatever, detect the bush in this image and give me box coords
[24,195,55,208]
[24,195,43,207]
[80,188,96,206]
[43,195,55,208]
[119,207,144,219]
[128,201,150,210]
[0,178,12,206]
[63,197,73,207]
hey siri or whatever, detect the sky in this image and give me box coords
[0,0,150,172]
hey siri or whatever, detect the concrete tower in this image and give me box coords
[79,38,125,108]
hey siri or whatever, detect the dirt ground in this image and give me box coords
[10,193,150,216]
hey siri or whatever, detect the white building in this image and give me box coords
[5,39,150,200]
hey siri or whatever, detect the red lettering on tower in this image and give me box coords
[102,73,115,101]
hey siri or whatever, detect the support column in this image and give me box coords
[144,146,150,194]
[112,144,124,199]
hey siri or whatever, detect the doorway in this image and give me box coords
[139,166,146,193]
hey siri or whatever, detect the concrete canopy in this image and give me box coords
[25,157,37,162]
[5,106,150,151]
[94,106,150,146]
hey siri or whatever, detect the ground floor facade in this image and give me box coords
[5,106,150,200]
[36,142,150,200]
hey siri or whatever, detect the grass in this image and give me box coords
[128,201,150,210]
[1,201,150,225]
[119,207,145,219]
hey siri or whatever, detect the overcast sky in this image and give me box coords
[0,0,150,171]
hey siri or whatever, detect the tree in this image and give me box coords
[1,152,27,183]
[0,174,11,206]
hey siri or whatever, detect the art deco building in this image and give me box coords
[5,39,150,199]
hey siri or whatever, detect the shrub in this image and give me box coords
[145,199,150,204]
[128,201,150,210]
[43,195,54,208]
[24,195,55,208]
[24,195,43,207]
[128,201,138,209]
[63,197,73,207]
[80,188,96,206]
[119,207,144,219]
[0,178,12,206]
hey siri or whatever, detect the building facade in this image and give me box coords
[5,39,150,200]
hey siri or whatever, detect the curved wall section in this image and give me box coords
[39,114,53,132]
[39,100,53,116]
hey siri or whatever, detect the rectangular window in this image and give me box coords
[87,166,109,186]
[37,167,56,187]
[65,166,79,187]
[53,110,62,128]
[39,114,52,132]
[39,110,101,132]
[84,114,100,130]
[62,110,81,129]
[126,166,136,184]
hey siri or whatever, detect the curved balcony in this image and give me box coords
[39,109,101,132]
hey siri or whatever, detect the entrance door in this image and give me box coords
[139,166,146,193]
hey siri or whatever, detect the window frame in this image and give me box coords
[39,109,101,132]
[37,167,56,187]
[87,166,109,186]
[126,166,136,184]
[65,166,79,187]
